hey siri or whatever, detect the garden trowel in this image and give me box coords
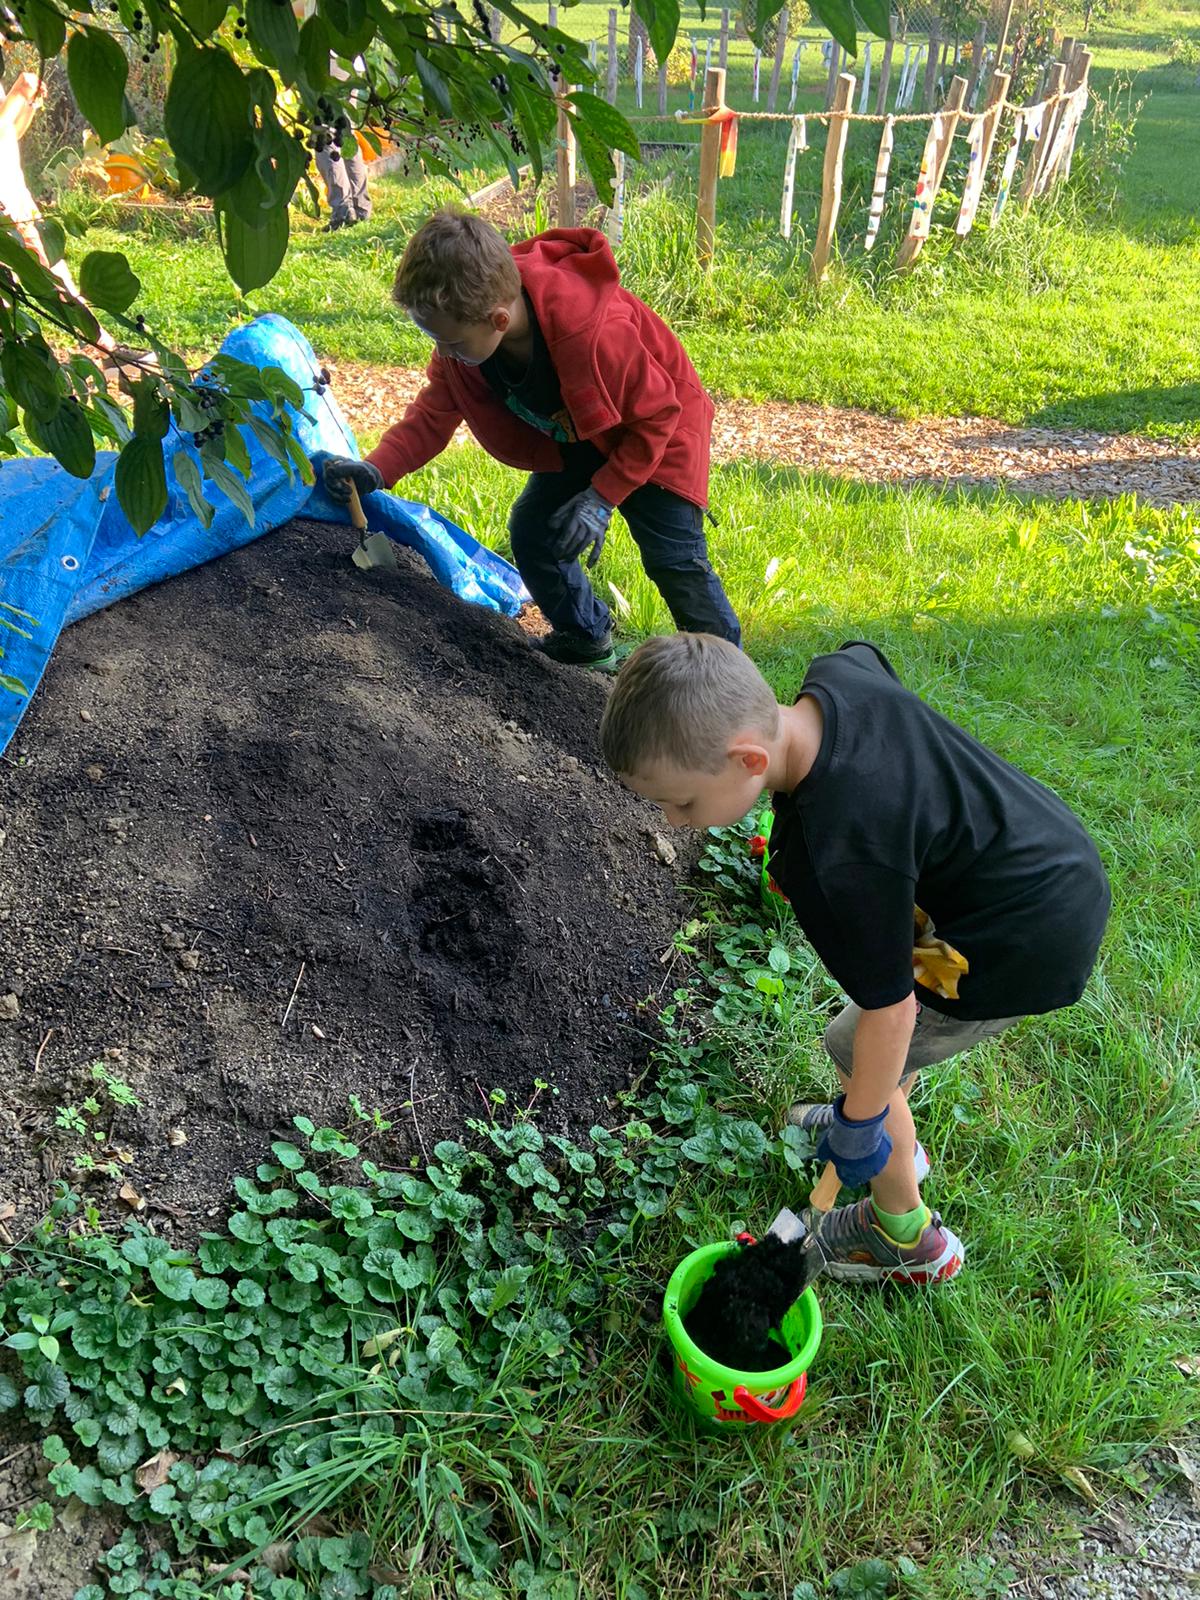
[347,481,398,573]
[765,1161,841,1291]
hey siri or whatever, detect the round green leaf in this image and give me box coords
[192,1278,231,1311]
[78,251,141,316]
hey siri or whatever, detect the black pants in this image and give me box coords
[507,444,741,646]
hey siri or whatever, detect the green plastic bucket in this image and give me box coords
[663,1241,823,1428]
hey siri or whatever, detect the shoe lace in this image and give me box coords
[813,1197,873,1260]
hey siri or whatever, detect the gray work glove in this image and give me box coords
[547,486,613,568]
[320,455,384,505]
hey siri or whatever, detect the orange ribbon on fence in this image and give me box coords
[674,105,739,177]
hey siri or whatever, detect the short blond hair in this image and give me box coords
[601,634,780,777]
[392,208,521,323]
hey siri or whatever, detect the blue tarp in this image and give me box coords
[0,314,527,754]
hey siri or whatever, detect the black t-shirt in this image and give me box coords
[480,293,579,444]
[770,643,1111,1019]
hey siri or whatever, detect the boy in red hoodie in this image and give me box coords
[321,208,741,670]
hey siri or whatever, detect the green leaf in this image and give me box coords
[78,251,141,315]
[633,0,680,64]
[25,1364,69,1411]
[115,436,168,535]
[5,1330,40,1351]
[38,1334,60,1362]
[36,218,66,267]
[177,0,230,37]
[414,53,453,117]
[201,455,256,526]
[149,1259,197,1302]
[228,1211,267,1244]
[271,1141,306,1170]
[329,1188,373,1222]
[22,0,66,56]
[0,1375,18,1409]
[852,0,892,40]
[2,340,62,425]
[172,448,216,530]
[809,0,858,56]
[192,1277,231,1310]
[220,201,290,294]
[245,0,300,78]
[296,13,334,91]
[233,1278,266,1307]
[25,399,97,480]
[0,228,62,300]
[165,45,255,196]
[68,28,131,145]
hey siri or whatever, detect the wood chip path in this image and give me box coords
[324,360,1200,508]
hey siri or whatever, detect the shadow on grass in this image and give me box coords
[1027,382,1200,440]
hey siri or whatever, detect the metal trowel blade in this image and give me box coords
[352,532,398,571]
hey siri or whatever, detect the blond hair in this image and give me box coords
[392,208,520,323]
[601,634,780,776]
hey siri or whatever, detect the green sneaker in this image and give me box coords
[814,1197,964,1285]
[787,1100,931,1184]
[535,630,619,673]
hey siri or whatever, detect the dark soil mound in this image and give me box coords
[0,518,684,1234]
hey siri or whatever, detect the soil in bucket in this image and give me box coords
[683,1234,818,1370]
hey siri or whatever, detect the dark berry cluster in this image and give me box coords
[312,365,332,396]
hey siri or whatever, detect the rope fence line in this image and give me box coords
[622,83,1085,128]
[550,31,1093,282]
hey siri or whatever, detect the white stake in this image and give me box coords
[858,41,873,112]
[780,115,807,238]
[863,113,895,249]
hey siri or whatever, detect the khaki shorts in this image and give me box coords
[823,1001,1025,1088]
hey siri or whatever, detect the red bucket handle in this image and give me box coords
[733,1370,807,1424]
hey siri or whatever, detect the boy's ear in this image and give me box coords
[489,305,511,332]
[731,742,769,777]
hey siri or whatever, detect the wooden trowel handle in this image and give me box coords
[347,481,368,536]
[809,1161,841,1216]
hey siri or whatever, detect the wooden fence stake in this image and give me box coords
[556,87,576,226]
[719,8,729,70]
[824,42,842,110]
[876,16,897,113]
[964,20,987,106]
[922,24,940,110]
[1020,60,1063,209]
[811,71,855,282]
[548,3,557,26]
[489,6,501,42]
[1059,48,1092,182]
[897,72,967,269]
[606,8,618,104]
[696,65,726,269]
[657,61,667,114]
[767,6,789,112]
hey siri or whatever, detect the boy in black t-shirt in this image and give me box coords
[601,634,1110,1284]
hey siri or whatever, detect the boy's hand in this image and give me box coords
[547,487,613,568]
[816,1095,893,1187]
[320,456,384,505]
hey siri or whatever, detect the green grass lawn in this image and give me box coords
[68,1,1200,433]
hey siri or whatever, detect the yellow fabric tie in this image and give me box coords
[912,905,969,1000]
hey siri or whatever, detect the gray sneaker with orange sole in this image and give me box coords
[814,1197,965,1284]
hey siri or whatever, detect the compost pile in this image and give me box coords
[684,1235,817,1371]
[0,518,686,1233]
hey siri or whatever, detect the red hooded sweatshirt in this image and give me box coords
[366,228,713,509]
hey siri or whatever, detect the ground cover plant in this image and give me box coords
[2,463,1197,1598]
[51,1,1200,435]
